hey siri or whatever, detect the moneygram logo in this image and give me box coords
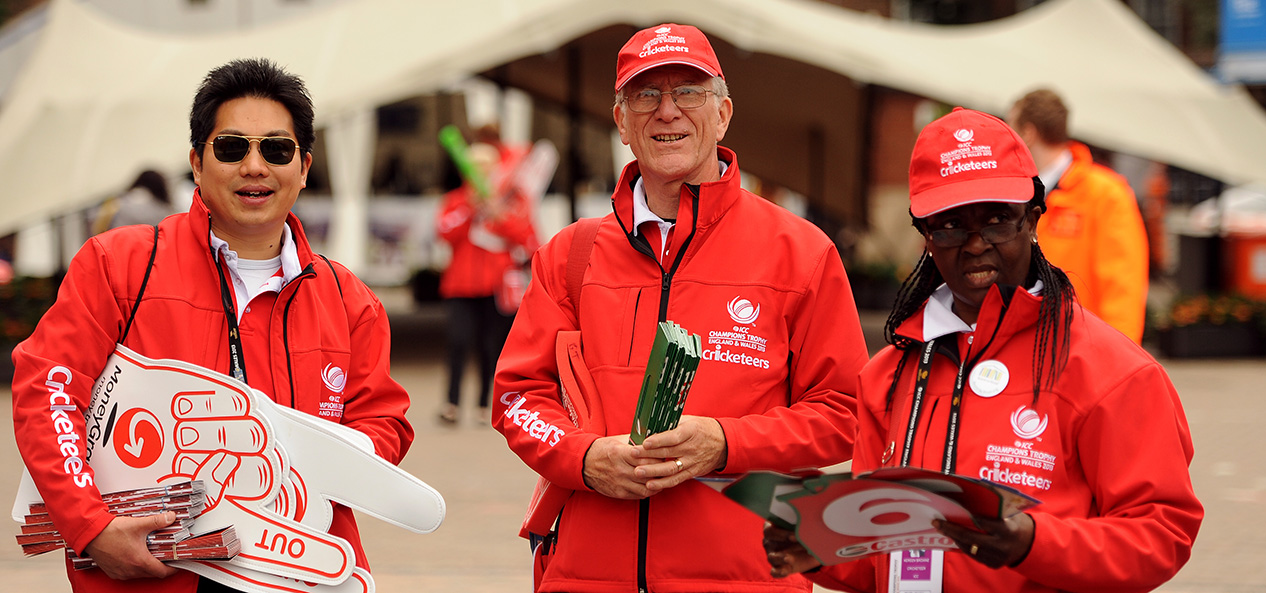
[953,128,974,143]
[1010,405,1048,439]
[727,296,760,325]
[322,364,346,394]
[113,408,164,469]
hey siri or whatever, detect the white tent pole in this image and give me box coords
[324,107,375,274]
[13,219,57,277]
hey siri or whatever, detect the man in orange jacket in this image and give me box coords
[1008,89,1149,343]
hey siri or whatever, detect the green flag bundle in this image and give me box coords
[630,321,702,445]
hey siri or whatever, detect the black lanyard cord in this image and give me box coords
[900,337,974,474]
[209,229,248,384]
[941,355,970,474]
[899,339,938,469]
[898,293,1018,472]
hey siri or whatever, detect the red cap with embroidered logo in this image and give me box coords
[908,107,1038,218]
[615,24,724,91]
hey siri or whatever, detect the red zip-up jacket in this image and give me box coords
[436,185,539,299]
[811,285,1202,593]
[11,190,412,593]
[493,148,867,592]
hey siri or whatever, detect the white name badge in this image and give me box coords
[969,359,1009,398]
[888,549,943,593]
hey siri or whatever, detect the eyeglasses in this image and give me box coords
[927,218,1026,248]
[202,135,300,166]
[624,85,715,113]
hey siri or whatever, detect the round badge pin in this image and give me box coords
[969,360,1009,398]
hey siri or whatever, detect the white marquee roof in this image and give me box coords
[2,0,1264,235]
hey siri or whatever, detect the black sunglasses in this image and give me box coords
[202,135,300,166]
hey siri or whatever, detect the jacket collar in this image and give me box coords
[629,159,732,233]
[896,283,1043,351]
[612,146,743,268]
[188,187,318,267]
[1051,141,1094,192]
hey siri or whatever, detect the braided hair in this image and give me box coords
[882,178,1076,407]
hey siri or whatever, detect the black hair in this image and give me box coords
[883,177,1075,405]
[189,58,314,159]
[130,169,170,205]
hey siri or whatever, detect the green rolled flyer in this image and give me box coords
[630,321,702,444]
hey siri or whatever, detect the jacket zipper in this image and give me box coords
[282,265,316,408]
[636,185,701,593]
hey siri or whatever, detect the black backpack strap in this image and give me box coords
[120,225,160,344]
[318,254,344,299]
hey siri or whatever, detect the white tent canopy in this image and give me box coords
[3,0,1266,264]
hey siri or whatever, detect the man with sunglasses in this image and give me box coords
[492,24,867,592]
[11,58,412,592]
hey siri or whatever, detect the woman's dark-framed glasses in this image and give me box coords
[625,85,714,113]
[928,218,1026,248]
[203,135,300,165]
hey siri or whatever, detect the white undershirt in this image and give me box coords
[209,223,303,318]
[236,256,282,303]
[921,281,1045,343]
[1037,149,1073,196]
[631,160,729,261]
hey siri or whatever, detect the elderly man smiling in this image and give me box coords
[492,23,869,593]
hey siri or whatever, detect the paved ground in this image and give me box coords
[1,300,1263,592]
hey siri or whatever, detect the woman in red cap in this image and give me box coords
[764,107,1202,592]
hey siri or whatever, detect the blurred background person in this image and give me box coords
[764,107,1201,593]
[435,128,539,426]
[1007,88,1149,343]
[92,169,176,234]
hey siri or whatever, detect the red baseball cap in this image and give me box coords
[614,24,724,91]
[908,107,1038,218]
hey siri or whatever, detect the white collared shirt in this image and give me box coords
[631,160,729,261]
[209,223,303,318]
[922,280,1045,342]
[1038,148,1073,196]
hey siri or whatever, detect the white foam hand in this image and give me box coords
[73,346,357,586]
[15,345,445,592]
[172,399,445,593]
[162,386,359,587]
[175,563,375,593]
[253,401,445,535]
[168,392,445,593]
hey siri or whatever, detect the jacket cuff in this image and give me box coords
[715,417,745,473]
[64,510,117,556]
[557,431,601,491]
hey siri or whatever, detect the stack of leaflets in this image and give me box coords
[68,526,241,570]
[630,321,702,445]
[15,479,239,566]
[707,467,1041,564]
